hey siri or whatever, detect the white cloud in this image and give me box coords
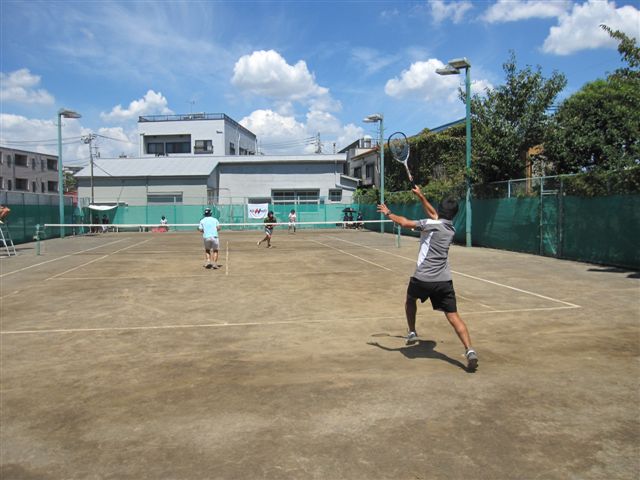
[385,58,493,108]
[239,109,363,155]
[385,58,461,102]
[430,0,473,24]
[232,50,328,101]
[240,109,308,154]
[0,113,87,164]
[100,90,173,122]
[543,0,640,55]
[482,0,571,23]
[0,69,55,105]
[95,127,139,158]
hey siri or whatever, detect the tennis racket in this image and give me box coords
[387,131,415,187]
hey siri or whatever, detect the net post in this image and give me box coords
[34,224,41,256]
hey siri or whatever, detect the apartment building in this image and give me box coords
[0,146,60,193]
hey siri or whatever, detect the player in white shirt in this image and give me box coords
[288,209,297,234]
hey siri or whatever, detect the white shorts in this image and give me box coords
[204,237,219,251]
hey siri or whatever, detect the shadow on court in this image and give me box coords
[587,266,640,279]
[367,337,469,372]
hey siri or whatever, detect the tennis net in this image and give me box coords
[35,219,404,254]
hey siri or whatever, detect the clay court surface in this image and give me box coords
[1,228,638,479]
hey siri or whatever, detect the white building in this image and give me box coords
[341,136,380,189]
[75,113,361,208]
[75,154,357,206]
[138,113,257,157]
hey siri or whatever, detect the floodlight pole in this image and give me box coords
[436,58,472,247]
[363,113,384,233]
[463,64,472,248]
[57,108,82,238]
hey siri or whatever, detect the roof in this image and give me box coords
[74,154,348,178]
[430,118,465,133]
[74,156,218,178]
[219,154,346,164]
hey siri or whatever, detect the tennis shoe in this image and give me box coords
[204,263,213,269]
[465,349,478,371]
[405,331,418,345]
[212,264,219,269]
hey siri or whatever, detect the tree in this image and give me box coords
[544,26,640,173]
[600,24,640,79]
[381,125,466,197]
[469,52,567,183]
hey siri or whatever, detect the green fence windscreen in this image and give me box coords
[6,194,639,269]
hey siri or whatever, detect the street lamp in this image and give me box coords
[363,113,384,233]
[57,108,81,238]
[436,57,472,247]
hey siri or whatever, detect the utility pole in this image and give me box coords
[82,133,97,204]
[315,132,322,153]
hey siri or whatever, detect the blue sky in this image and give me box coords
[1,0,638,166]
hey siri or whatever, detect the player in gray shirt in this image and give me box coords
[377,186,478,371]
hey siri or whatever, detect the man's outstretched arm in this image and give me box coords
[412,185,438,219]
[377,204,418,229]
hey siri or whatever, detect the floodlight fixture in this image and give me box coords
[57,108,82,238]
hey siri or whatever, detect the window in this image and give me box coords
[41,182,46,193]
[7,180,12,190]
[32,181,37,192]
[15,178,28,190]
[166,141,190,154]
[329,189,342,202]
[48,181,58,192]
[229,142,236,155]
[41,159,45,171]
[7,155,12,167]
[147,193,183,204]
[15,154,27,167]
[0,177,3,189]
[353,166,362,179]
[147,142,165,155]
[194,140,213,154]
[272,191,295,203]
[272,190,320,204]
[47,159,57,170]
[365,164,374,180]
[31,158,36,169]
[248,197,271,205]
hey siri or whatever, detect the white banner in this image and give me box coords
[248,203,269,219]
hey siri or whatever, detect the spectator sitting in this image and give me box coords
[0,205,10,224]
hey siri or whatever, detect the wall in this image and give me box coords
[217,162,353,204]
[77,176,212,206]
[139,118,256,156]
[0,147,60,193]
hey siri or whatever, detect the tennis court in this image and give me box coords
[1,226,638,479]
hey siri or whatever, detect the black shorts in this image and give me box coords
[406,277,457,313]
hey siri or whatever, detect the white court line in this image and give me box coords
[0,304,580,335]
[46,275,213,281]
[0,239,126,278]
[0,319,325,335]
[310,239,392,271]
[45,239,152,281]
[43,269,375,281]
[325,235,581,309]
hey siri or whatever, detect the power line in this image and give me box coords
[94,133,136,144]
[1,136,81,145]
